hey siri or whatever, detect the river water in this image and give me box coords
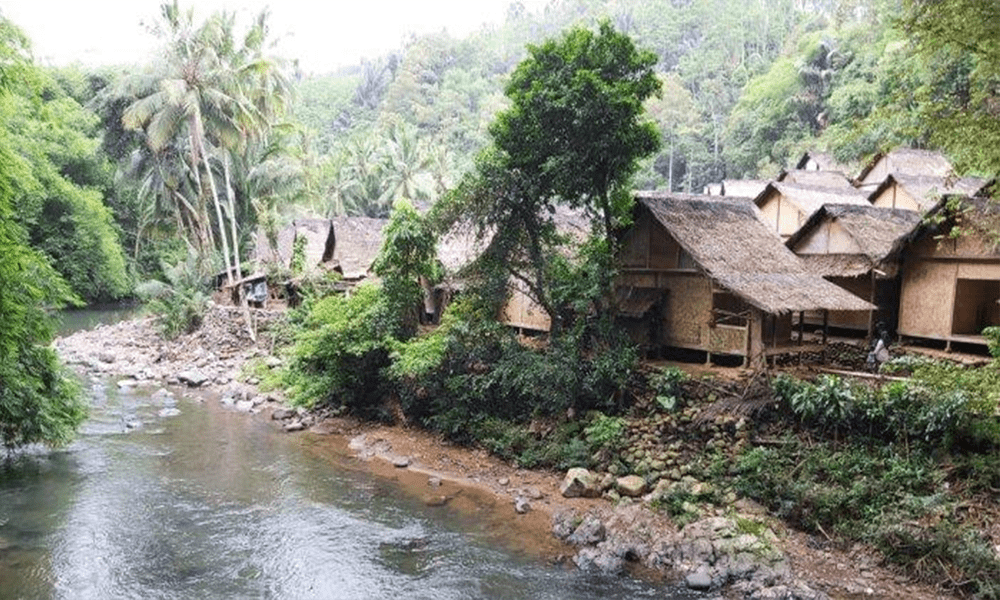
[1,361,695,598]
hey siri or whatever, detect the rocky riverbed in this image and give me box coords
[53,306,956,600]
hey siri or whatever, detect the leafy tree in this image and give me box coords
[901,0,1000,175]
[492,20,660,246]
[0,21,86,449]
[446,20,660,331]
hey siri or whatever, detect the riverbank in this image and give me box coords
[54,305,960,600]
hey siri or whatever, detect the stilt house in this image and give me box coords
[896,196,1000,349]
[868,174,988,212]
[753,182,871,240]
[617,193,873,367]
[785,204,922,333]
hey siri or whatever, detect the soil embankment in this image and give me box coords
[55,306,958,600]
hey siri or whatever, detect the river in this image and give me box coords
[1,349,696,598]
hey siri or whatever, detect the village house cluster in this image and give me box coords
[243,147,1000,369]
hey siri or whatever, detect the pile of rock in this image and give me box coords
[555,468,826,599]
[55,306,285,388]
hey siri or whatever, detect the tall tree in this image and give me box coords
[447,20,660,330]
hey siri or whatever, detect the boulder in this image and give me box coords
[685,570,714,591]
[390,455,411,468]
[176,369,210,388]
[615,475,647,497]
[560,468,602,498]
[283,420,306,432]
[567,514,606,546]
[271,408,296,420]
[514,497,531,514]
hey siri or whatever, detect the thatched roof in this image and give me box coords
[869,174,990,212]
[857,148,953,184]
[330,216,387,279]
[786,204,923,277]
[436,205,591,276]
[796,151,850,173]
[777,169,854,190]
[634,192,874,314]
[721,179,768,198]
[897,195,1000,256]
[755,182,870,219]
[254,218,335,272]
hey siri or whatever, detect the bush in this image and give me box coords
[136,250,210,339]
[983,326,1000,359]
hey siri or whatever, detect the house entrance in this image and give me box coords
[951,278,1000,335]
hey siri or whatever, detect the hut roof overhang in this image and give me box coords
[895,194,1000,256]
[776,169,854,190]
[633,192,875,315]
[857,148,954,184]
[868,174,990,212]
[785,204,923,277]
[753,182,871,219]
[330,216,388,279]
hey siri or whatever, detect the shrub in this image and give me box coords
[651,365,687,411]
[136,250,210,339]
[983,326,1000,359]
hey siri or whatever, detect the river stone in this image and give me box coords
[616,475,646,497]
[560,468,601,498]
[271,408,296,420]
[98,351,116,364]
[235,400,254,412]
[390,455,411,468]
[158,407,181,418]
[283,420,306,432]
[514,497,531,514]
[264,356,282,368]
[567,514,605,546]
[686,570,714,591]
[176,369,210,387]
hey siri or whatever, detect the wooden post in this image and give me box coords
[748,309,766,370]
[798,311,804,344]
[867,270,877,339]
[822,310,829,345]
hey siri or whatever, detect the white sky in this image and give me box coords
[1,0,548,74]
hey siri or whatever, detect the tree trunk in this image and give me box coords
[194,121,234,288]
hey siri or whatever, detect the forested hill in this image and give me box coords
[294,0,998,216]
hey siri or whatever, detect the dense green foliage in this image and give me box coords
[136,249,211,339]
[0,22,87,448]
[0,20,130,303]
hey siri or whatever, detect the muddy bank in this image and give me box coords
[54,306,956,600]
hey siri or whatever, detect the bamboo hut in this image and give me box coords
[618,193,873,367]
[868,174,988,212]
[753,182,871,240]
[721,179,768,198]
[435,206,591,331]
[896,196,1000,349]
[796,150,851,173]
[776,169,854,190]
[329,216,387,281]
[786,204,922,334]
[254,218,336,272]
[856,148,953,192]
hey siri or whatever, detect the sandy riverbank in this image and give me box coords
[54,306,958,600]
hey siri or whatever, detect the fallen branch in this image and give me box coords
[816,367,908,382]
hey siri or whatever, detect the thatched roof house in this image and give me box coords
[776,169,854,190]
[435,205,591,331]
[618,192,872,366]
[796,150,850,173]
[786,204,923,333]
[786,204,923,278]
[329,216,387,280]
[753,182,871,240]
[721,179,768,198]
[254,218,336,272]
[868,174,989,212]
[896,195,1000,349]
[856,148,953,190]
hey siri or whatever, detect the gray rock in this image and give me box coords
[560,468,602,498]
[615,475,647,497]
[264,356,282,368]
[235,400,254,412]
[498,477,510,486]
[514,497,531,514]
[567,515,606,546]
[271,408,296,420]
[99,351,116,364]
[176,370,210,387]
[686,570,714,591]
[573,546,625,575]
[525,486,544,500]
[116,378,139,388]
[283,421,306,432]
[427,477,442,488]
[158,407,181,418]
[390,455,411,468]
